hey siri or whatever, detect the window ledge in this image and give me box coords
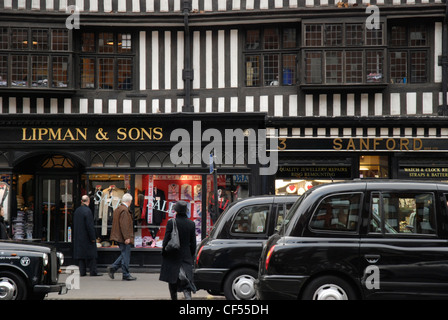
[0,87,76,96]
[300,83,387,92]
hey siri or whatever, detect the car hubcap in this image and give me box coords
[232,275,256,300]
[0,279,17,300]
[313,284,348,300]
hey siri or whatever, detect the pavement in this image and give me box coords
[45,267,223,300]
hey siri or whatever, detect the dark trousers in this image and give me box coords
[78,258,98,276]
[111,242,131,277]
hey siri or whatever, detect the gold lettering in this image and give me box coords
[22,128,32,141]
[117,128,127,141]
[386,138,396,150]
[76,128,88,141]
[400,138,409,151]
[128,128,140,141]
[63,128,75,141]
[373,138,383,151]
[414,138,423,151]
[346,138,355,150]
[333,138,342,150]
[48,128,62,141]
[38,128,48,141]
[360,138,369,151]
[140,128,152,140]
[153,127,163,141]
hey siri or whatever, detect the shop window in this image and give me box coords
[80,31,134,90]
[275,179,343,195]
[13,174,33,240]
[244,26,298,87]
[359,155,388,178]
[370,193,436,235]
[0,26,71,89]
[309,193,361,232]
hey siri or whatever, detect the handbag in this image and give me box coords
[165,218,180,252]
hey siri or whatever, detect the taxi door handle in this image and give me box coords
[365,254,380,264]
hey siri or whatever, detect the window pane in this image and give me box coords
[118,34,132,53]
[12,55,28,86]
[99,58,114,89]
[52,56,68,88]
[310,193,361,231]
[32,29,49,51]
[366,50,384,83]
[410,51,427,83]
[264,54,279,86]
[231,205,270,234]
[390,26,406,46]
[245,55,260,86]
[325,24,342,47]
[305,25,322,46]
[81,57,95,88]
[0,28,8,50]
[366,26,383,46]
[82,33,95,52]
[283,28,297,48]
[283,54,296,85]
[12,28,28,50]
[410,26,426,46]
[345,51,363,83]
[305,52,322,83]
[325,51,342,83]
[52,29,68,51]
[118,58,132,90]
[346,24,363,46]
[0,56,7,86]
[99,33,114,53]
[246,30,260,50]
[390,51,407,83]
[32,56,48,87]
[382,193,436,235]
[264,28,279,50]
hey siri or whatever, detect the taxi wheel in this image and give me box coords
[302,275,357,300]
[223,268,258,300]
[0,270,28,300]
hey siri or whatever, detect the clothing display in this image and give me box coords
[99,186,125,235]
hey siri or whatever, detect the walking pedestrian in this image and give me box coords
[73,195,101,276]
[107,193,136,281]
[159,201,197,300]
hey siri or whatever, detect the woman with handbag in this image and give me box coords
[159,201,197,300]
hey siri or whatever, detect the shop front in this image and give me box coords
[1,113,266,269]
[268,119,448,196]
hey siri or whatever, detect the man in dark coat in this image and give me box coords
[159,201,197,300]
[73,195,100,276]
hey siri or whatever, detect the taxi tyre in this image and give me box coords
[301,275,357,300]
[223,268,258,300]
[0,270,28,300]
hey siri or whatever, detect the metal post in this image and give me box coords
[182,0,194,112]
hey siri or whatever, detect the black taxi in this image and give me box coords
[256,180,448,300]
[194,195,298,300]
[0,240,67,300]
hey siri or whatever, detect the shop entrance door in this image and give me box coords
[39,176,75,242]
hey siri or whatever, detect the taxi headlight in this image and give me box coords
[57,252,64,265]
[42,253,49,267]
